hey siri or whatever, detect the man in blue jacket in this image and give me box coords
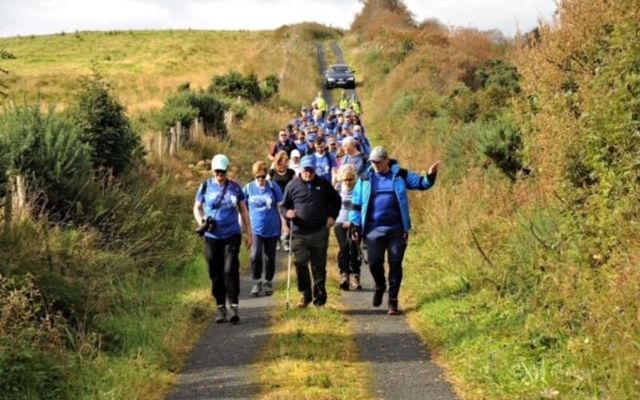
[349,146,440,315]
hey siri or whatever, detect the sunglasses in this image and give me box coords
[303,168,315,173]
[255,175,266,179]
[214,169,227,174]
[343,178,355,182]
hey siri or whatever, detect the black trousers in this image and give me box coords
[292,227,329,300]
[251,235,278,282]
[204,234,241,306]
[333,224,361,275]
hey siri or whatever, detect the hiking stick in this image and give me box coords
[286,221,293,310]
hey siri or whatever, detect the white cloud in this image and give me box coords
[0,0,557,38]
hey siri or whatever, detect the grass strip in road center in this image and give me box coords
[255,272,371,399]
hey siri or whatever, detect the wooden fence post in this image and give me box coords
[4,179,12,230]
[176,121,182,151]
[169,127,176,156]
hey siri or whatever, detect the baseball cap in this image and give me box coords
[300,155,316,170]
[211,154,230,171]
[369,146,389,163]
[291,149,301,159]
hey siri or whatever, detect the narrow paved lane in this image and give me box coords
[168,257,280,400]
[329,39,459,400]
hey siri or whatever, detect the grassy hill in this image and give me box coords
[0,28,323,112]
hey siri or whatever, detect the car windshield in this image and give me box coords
[330,66,350,73]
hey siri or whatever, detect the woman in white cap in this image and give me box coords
[289,149,303,176]
[193,154,252,324]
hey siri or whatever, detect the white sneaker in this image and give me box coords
[251,281,262,296]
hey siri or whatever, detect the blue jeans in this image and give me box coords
[365,229,407,301]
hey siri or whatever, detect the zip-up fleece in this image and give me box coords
[349,160,437,233]
[280,175,341,235]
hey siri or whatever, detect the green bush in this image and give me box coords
[262,74,280,100]
[68,72,141,176]
[210,71,263,103]
[478,114,528,180]
[209,71,280,104]
[0,104,93,219]
[157,89,227,135]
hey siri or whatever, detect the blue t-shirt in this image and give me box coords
[295,140,310,155]
[195,179,245,239]
[243,181,283,238]
[366,171,403,235]
[314,152,336,183]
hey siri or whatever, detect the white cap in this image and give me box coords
[211,154,230,171]
[291,149,301,158]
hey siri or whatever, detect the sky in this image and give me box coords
[0,0,557,38]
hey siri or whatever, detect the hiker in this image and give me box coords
[341,136,368,177]
[193,154,252,324]
[312,91,328,115]
[349,146,440,315]
[350,95,362,115]
[279,155,341,308]
[289,149,303,175]
[294,130,311,155]
[243,161,283,297]
[311,138,337,184]
[268,150,296,251]
[269,130,297,161]
[338,90,350,111]
[334,164,362,291]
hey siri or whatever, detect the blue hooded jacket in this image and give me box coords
[349,160,436,233]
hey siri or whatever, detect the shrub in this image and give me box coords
[262,74,280,100]
[157,90,227,136]
[209,71,280,104]
[478,114,528,180]
[0,104,93,219]
[68,71,141,176]
[209,71,263,103]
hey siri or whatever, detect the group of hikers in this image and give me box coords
[193,90,440,324]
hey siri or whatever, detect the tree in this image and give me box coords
[68,71,140,176]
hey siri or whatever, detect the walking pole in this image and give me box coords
[286,220,293,310]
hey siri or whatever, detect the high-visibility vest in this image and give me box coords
[316,97,328,112]
[339,96,350,110]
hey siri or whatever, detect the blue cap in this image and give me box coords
[300,155,316,169]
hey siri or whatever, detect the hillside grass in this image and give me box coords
[0,28,319,113]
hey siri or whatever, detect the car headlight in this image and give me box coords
[348,77,355,80]
[327,78,335,81]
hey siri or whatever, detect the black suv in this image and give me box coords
[324,64,356,89]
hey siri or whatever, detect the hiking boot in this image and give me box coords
[314,285,327,307]
[349,274,362,290]
[372,284,386,307]
[297,295,312,308]
[339,272,350,291]
[215,305,227,323]
[388,298,401,316]
[251,281,262,297]
[229,304,240,324]
[263,281,273,296]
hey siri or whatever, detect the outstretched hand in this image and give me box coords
[428,160,441,175]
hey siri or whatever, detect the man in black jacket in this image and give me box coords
[280,155,341,307]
